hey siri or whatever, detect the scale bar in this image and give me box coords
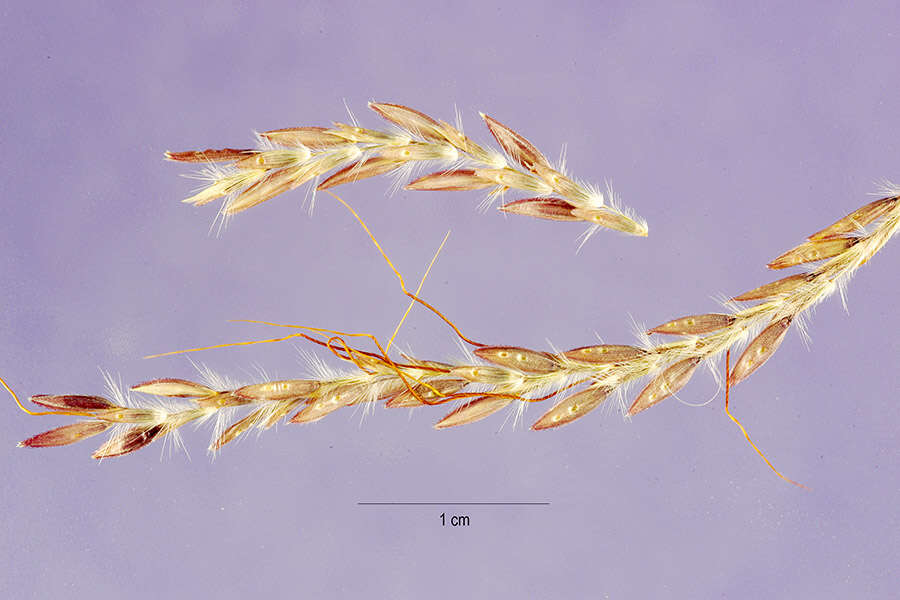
[358,502,549,506]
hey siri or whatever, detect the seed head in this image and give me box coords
[259,127,346,149]
[628,357,702,416]
[20,422,113,448]
[498,197,580,222]
[767,237,857,270]
[647,313,736,336]
[368,102,447,142]
[165,148,254,162]
[406,169,496,191]
[289,384,363,424]
[384,378,469,408]
[473,168,553,195]
[92,424,165,459]
[732,273,813,302]
[480,113,552,173]
[131,378,216,398]
[571,206,649,237]
[728,317,793,387]
[532,165,592,204]
[234,379,320,401]
[473,346,559,374]
[30,394,117,411]
[378,143,458,162]
[317,156,403,190]
[212,410,264,450]
[450,365,514,385]
[225,166,310,215]
[232,149,311,170]
[531,386,612,430]
[434,396,513,429]
[562,345,647,365]
[808,196,899,240]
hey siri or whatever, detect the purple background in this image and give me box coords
[2,2,898,597]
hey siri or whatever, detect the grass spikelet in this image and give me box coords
[531,386,612,430]
[212,410,265,450]
[225,164,317,215]
[166,148,254,162]
[182,168,265,207]
[497,197,580,221]
[647,313,736,336]
[289,395,349,424]
[131,378,216,398]
[385,378,469,408]
[259,126,347,148]
[234,379,320,401]
[368,102,447,142]
[232,148,311,170]
[628,357,703,416]
[727,317,793,387]
[473,346,560,374]
[767,237,858,270]
[405,169,495,191]
[92,424,166,459]
[562,344,647,364]
[571,206,649,237]
[20,422,113,448]
[480,113,552,172]
[30,394,117,411]
[434,396,512,429]
[808,195,899,240]
[317,156,403,190]
[731,273,813,302]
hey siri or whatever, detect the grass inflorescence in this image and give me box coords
[166,102,648,239]
[12,183,900,479]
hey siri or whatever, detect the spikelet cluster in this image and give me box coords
[19,191,900,458]
[167,102,648,237]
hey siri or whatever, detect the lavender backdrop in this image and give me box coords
[2,2,898,598]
